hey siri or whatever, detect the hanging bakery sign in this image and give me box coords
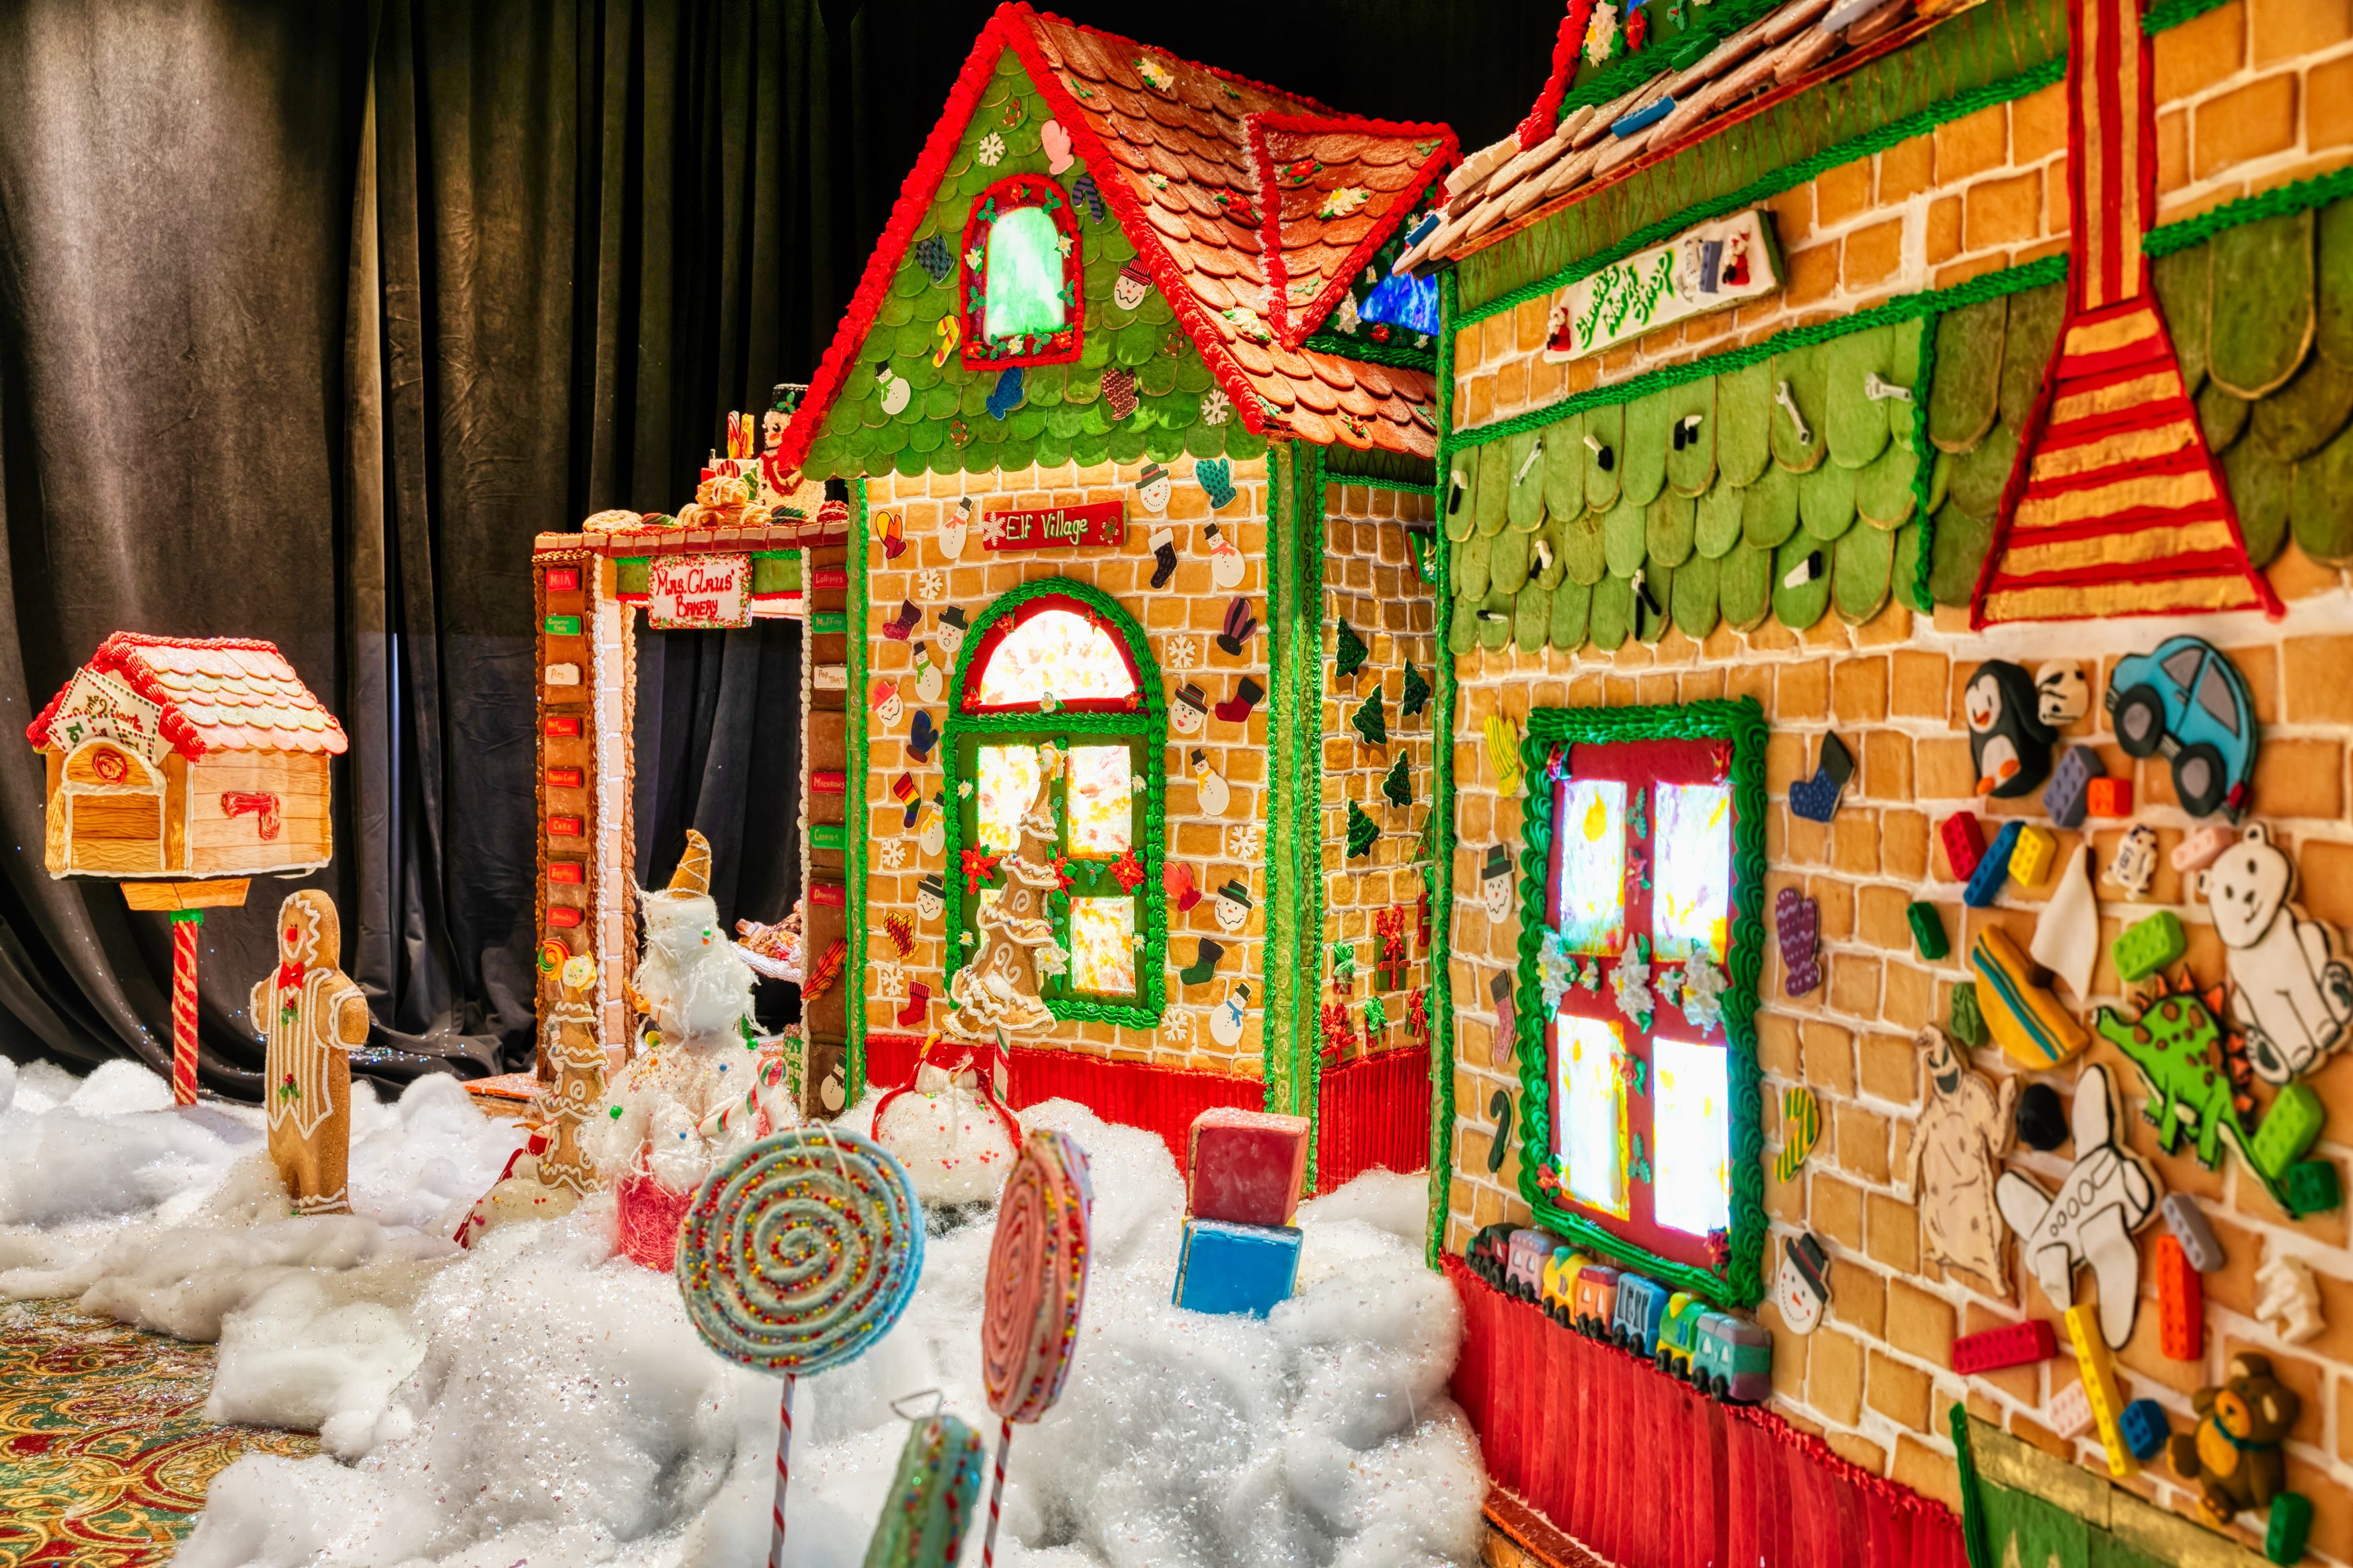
[1542,209,1784,363]
[983,499,1124,551]
[647,554,752,629]
[46,669,167,762]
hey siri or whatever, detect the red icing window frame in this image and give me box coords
[1545,735,1738,1273]
[957,591,1144,716]
[960,174,1085,370]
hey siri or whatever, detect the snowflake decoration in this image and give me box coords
[1333,293,1361,335]
[1163,635,1199,671]
[1584,0,1619,63]
[1228,822,1263,862]
[1201,388,1233,426]
[1538,927,1576,1014]
[1611,947,1653,1029]
[1034,940,1070,979]
[976,132,1006,168]
[875,962,908,1001]
[879,839,908,870]
[1163,1009,1193,1043]
[981,511,1008,545]
[1137,56,1174,91]
[1680,956,1728,1034]
[918,568,946,600]
[1318,185,1371,220]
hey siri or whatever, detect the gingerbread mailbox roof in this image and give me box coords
[781,3,1455,472]
[28,633,348,759]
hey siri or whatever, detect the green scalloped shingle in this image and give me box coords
[1477,590,1514,651]
[1589,573,1632,650]
[2211,210,2315,399]
[2289,413,2353,565]
[1226,425,1267,460]
[1716,360,1773,487]
[1475,442,1510,537]
[1136,357,1177,398]
[1533,514,1568,587]
[2320,196,2353,369]
[1647,492,1696,567]
[1622,388,1673,506]
[1856,430,1919,529]
[2252,353,2353,462]
[1454,535,1492,600]
[1798,460,1858,541]
[1491,526,1532,596]
[1927,450,1951,512]
[2002,284,2066,423]
[1672,552,1720,639]
[1695,485,1743,559]
[1562,507,1607,585]
[1826,325,1895,470]
[1773,534,1831,629]
[1892,520,1922,614]
[1549,578,1591,648]
[1927,501,1992,606]
[1634,557,1672,643]
[1742,462,1799,548]
[1445,451,1478,542]
[1833,522,1895,624]
[1448,595,1477,655]
[2198,380,2248,453]
[1720,538,1771,630]
[1666,379,1716,496]
[1770,342,1828,473]
[1586,402,1624,509]
[1945,417,2021,518]
[1515,582,1552,651]
[1545,411,1585,520]
[1507,427,1548,532]
[2154,245,2210,395]
[2221,438,2289,567]
[1602,493,1646,577]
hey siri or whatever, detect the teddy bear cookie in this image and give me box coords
[2167,1353,2299,1528]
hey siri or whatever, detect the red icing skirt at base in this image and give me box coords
[615,1167,694,1272]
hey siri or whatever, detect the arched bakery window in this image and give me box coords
[943,579,1164,1028]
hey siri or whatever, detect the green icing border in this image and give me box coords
[2143,0,2231,32]
[1905,313,1940,616]
[2145,161,2353,259]
[849,479,872,1097]
[936,575,1169,1030]
[1427,271,1460,1270]
[1511,696,1769,1309]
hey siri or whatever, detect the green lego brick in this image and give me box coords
[1907,901,1949,962]
[2287,1160,2341,1217]
[2251,1083,2325,1180]
[2112,911,2188,983]
[2268,1491,2312,1565]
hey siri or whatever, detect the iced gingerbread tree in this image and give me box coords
[945,747,1069,1043]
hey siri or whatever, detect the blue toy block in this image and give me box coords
[1174,1219,1302,1318]
[1963,821,2023,907]
[1611,93,1676,136]
[2043,744,2103,828]
[2118,1398,2169,1461]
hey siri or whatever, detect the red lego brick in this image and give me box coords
[2157,1235,2202,1361]
[1940,813,1987,881]
[1951,1318,2056,1375]
[2086,778,2133,817]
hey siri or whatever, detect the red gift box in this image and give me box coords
[1187,1106,1310,1228]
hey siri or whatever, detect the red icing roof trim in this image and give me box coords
[1244,110,1458,352]
[26,631,346,761]
[1515,1,1597,151]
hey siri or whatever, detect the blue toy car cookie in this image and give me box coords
[2105,636,2258,821]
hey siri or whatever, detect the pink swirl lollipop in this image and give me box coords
[978,1130,1092,1563]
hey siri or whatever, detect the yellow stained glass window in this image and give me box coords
[1066,745,1131,856]
[1068,897,1135,995]
[971,608,1137,706]
[975,743,1044,852]
[1652,782,1732,964]
[1555,1014,1628,1219]
[1652,1037,1730,1237]
[1553,778,1628,956]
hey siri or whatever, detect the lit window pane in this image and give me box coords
[984,206,1068,341]
[972,609,1137,706]
[1069,898,1135,995]
[1652,783,1732,964]
[1553,779,1628,956]
[975,744,1044,852]
[1066,745,1131,855]
[1652,1038,1730,1237]
[1554,1014,1628,1219]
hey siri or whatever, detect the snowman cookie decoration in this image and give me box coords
[936,606,969,658]
[912,643,944,705]
[918,796,946,859]
[1113,261,1153,311]
[916,874,945,924]
[1211,879,1252,935]
[1480,844,1514,922]
[941,497,973,561]
[1135,462,1172,516]
[1773,1233,1833,1334]
[1191,749,1230,816]
[873,360,912,416]
[1169,681,1207,737]
[1202,522,1245,591]
[1210,981,1251,1050]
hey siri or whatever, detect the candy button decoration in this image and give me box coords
[678,1125,924,1374]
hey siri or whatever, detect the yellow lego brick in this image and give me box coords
[2065,1305,2138,1478]
[2009,825,2057,888]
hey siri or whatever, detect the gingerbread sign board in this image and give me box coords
[47,669,166,764]
[647,555,752,630]
[1540,210,1784,363]
[983,500,1125,551]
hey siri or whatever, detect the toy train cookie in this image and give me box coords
[1464,1223,1769,1404]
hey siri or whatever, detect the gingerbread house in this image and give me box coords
[28,633,344,880]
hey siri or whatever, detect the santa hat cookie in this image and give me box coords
[871,679,904,729]
[1113,261,1153,311]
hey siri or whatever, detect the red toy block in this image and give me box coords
[2086,778,2133,817]
[1186,1107,1311,1228]
[2157,1235,2202,1361]
[1940,813,1987,881]
[1951,1319,2057,1375]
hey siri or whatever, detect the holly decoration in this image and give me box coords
[1109,849,1144,890]
[1630,1133,1653,1186]
[1345,800,1380,860]
[1382,753,1413,809]
[1351,688,1388,749]
[1334,619,1369,679]
[959,848,1002,894]
[1399,659,1431,718]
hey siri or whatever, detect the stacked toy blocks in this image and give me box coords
[1174,1108,1310,1317]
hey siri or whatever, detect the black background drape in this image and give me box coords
[0,0,1558,1096]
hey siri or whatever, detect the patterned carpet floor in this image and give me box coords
[0,1298,319,1567]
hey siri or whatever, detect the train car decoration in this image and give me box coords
[1507,1228,1566,1301]
[1691,1313,1773,1404]
[1572,1264,1624,1336]
[1611,1273,1675,1360]
[1657,1293,1709,1379]
[1542,1249,1591,1326]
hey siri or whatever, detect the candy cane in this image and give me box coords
[169,912,201,1105]
[983,1415,1012,1566]
[768,1373,795,1568]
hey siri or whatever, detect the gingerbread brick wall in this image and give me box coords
[1318,483,1440,1058]
[859,455,1271,1076]
[1442,535,2353,1555]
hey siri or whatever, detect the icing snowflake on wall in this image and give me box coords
[1201,388,1232,426]
[1228,822,1262,862]
[917,568,946,600]
[878,839,908,870]
[976,132,1006,167]
[1163,1008,1192,1043]
[875,962,908,1001]
[1162,635,1199,671]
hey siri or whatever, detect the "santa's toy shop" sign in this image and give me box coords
[983,499,1124,551]
[1541,208,1784,363]
[647,554,752,628]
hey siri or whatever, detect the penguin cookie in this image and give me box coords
[1962,660,2055,798]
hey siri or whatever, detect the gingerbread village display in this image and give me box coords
[28,0,2353,1564]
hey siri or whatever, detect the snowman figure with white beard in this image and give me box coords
[594,831,794,1195]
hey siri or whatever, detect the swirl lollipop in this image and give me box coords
[977,1130,1094,1565]
[678,1126,924,1567]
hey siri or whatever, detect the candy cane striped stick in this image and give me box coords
[169,911,202,1105]
[982,1415,1012,1566]
[768,1373,795,1568]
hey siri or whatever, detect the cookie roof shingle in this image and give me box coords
[28,633,346,759]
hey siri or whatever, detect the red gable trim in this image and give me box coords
[1244,111,1458,352]
[1515,1,1597,151]
[26,632,344,761]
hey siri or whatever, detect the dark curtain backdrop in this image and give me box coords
[0,0,1558,1097]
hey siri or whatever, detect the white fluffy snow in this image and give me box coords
[2,1060,1483,1567]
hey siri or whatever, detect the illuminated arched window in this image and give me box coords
[959,175,1084,369]
[943,579,1164,1027]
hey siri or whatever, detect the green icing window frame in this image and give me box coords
[941,577,1166,1027]
[1512,696,1768,1307]
[962,174,1086,370]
